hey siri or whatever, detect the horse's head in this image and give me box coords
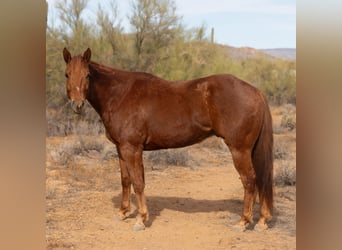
[63,48,92,114]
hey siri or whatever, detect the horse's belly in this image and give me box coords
[143,124,213,150]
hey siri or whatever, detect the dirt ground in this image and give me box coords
[46,106,296,250]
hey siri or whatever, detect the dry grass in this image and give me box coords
[273,138,289,160]
[280,113,296,131]
[274,161,296,186]
[46,106,105,136]
[46,239,75,250]
[145,149,192,170]
[271,104,296,186]
[46,135,119,193]
[273,104,296,134]
[273,135,296,186]
[274,136,296,186]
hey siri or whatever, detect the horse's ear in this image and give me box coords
[83,48,91,63]
[63,48,71,63]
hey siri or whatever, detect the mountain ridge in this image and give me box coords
[219,44,296,60]
[261,48,296,60]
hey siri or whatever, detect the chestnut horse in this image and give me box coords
[63,48,273,231]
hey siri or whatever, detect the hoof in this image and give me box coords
[232,222,247,232]
[133,222,146,231]
[254,222,268,231]
[114,213,127,221]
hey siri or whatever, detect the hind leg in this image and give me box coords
[229,146,257,231]
[255,192,272,231]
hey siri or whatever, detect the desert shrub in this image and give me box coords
[280,113,296,131]
[103,150,118,160]
[79,138,104,153]
[48,142,80,166]
[273,123,285,135]
[263,66,296,106]
[280,104,296,131]
[46,105,105,137]
[239,57,296,106]
[48,138,105,166]
[273,139,289,160]
[274,162,296,186]
[146,149,190,169]
[272,104,296,134]
[198,137,227,151]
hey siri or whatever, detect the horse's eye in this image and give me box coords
[65,73,69,78]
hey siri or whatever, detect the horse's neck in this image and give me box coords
[89,61,115,74]
[87,63,132,117]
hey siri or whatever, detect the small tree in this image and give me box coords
[129,0,182,72]
[55,0,93,50]
[96,0,128,66]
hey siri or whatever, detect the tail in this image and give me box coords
[252,94,274,216]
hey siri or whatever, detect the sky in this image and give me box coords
[47,0,296,49]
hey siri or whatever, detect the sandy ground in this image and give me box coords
[46,107,296,250]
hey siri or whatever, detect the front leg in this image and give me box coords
[108,131,132,220]
[115,157,132,220]
[118,143,149,231]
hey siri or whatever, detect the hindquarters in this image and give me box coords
[205,74,265,146]
[205,75,273,229]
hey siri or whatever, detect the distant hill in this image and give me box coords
[261,48,296,60]
[220,45,296,61]
[223,46,265,59]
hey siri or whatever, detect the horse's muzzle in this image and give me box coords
[70,100,84,114]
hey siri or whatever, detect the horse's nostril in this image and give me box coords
[77,102,84,109]
[71,100,84,114]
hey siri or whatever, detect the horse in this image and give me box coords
[62,48,274,231]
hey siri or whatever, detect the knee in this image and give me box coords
[133,182,145,194]
[122,176,131,187]
[241,175,256,191]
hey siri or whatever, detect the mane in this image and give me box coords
[89,61,121,74]
[89,61,168,83]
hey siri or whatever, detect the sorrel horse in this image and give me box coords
[63,48,273,231]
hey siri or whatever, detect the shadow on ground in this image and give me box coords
[112,194,279,229]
